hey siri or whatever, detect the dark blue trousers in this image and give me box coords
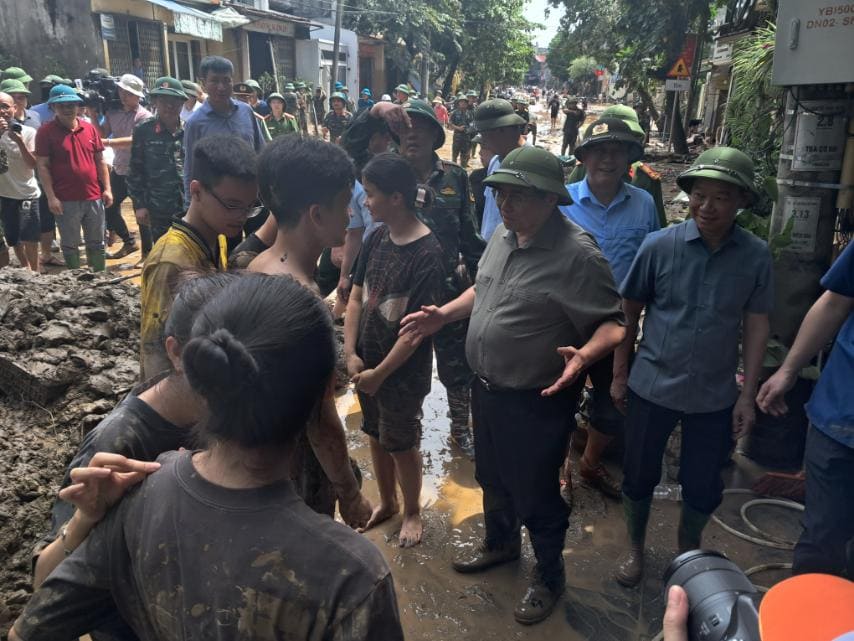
[794,426,854,578]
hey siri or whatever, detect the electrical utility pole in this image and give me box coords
[330,0,344,98]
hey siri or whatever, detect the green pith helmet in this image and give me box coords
[244,79,262,94]
[284,82,295,91]
[267,92,285,103]
[330,91,347,104]
[483,146,572,206]
[601,104,645,140]
[2,67,32,83]
[466,90,477,98]
[395,98,445,149]
[180,80,200,97]
[40,74,63,86]
[455,94,468,105]
[233,82,253,95]
[473,99,526,132]
[394,84,411,95]
[295,81,306,90]
[575,117,644,164]
[0,79,30,95]
[677,147,760,204]
[150,76,188,100]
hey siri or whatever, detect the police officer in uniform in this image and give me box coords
[394,99,486,458]
[567,104,666,227]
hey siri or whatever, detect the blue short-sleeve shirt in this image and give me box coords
[559,178,659,286]
[620,219,774,413]
[346,180,381,240]
[804,242,854,447]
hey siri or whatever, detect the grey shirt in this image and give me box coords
[620,219,773,413]
[105,105,153,175]
[16,450,404,641]
[465,210,625,390]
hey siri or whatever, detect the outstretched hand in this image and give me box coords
[541,346,588,397]
[399,305,446,342]
[58,452,161,525]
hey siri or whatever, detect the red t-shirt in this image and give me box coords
[35,119,105,201]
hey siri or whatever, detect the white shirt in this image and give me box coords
[0,126,40,200]
[180,100,202,124]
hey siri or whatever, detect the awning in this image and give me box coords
[145,0,223,41]
[210,7,251,29]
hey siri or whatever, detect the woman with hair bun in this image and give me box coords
[11,273,404,641]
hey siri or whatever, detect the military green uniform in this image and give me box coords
[450,106,474,167]
[417,154,485,393]
[567,161,666,228]
[267,113,300,138]
[127,117,185,243]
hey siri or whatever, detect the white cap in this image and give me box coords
[117,74,145,97]
[380,93,392,102]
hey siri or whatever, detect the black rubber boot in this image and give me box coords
[615,494,652,587]
[678,503,711,553]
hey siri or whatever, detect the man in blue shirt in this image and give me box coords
[31,76,62,125]
[182,56,265,207]
[613,147,773,587]
[474,99,526,242]
[558,117,659,501]
[757,241,854,578]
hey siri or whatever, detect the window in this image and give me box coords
[169,39,200,80]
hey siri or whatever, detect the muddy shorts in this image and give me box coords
[358,388,425,452]
[0,197,40,246]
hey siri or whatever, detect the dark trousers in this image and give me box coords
[38,191,55,234]
[472,378,582,581]
[104,171,132,243]
[622,390,733,515]
[561,129,579,156]
[794,427,854,578]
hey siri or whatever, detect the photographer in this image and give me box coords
[0,92,40,271]
[97,74,151,259]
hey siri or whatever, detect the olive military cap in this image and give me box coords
[677,147,760,204]
[473,98,526,132]
[483,146,573,206]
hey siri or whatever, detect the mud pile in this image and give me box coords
[0,268,140,632]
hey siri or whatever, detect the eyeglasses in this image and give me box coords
[204,185,264,218]
[494,188,542,208]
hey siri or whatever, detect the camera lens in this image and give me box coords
[664,550,760,641]
[11,122,22,133]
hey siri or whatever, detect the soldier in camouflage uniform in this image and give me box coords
[566,104,666,227]
[511,94,537,146]
[395,99,486,458]
[449,95,474,168]
[282,82,299,117]
[265,92,300,138]
[127,77,187,245]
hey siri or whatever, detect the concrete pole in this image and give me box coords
[329,0,344,98]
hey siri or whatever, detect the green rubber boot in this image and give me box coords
[678,503,711,553]
[615,495,652,587]
[86,249,106,272]
[62,250,81,270]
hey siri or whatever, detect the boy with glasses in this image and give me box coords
[140,134,259,379]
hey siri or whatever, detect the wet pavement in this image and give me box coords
[335,366,798,640]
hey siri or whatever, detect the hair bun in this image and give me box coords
[183,328,259,403]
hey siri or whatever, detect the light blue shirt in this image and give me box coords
[31,103,53,125]
[346,180,381,240]
[479,154,503,241]
[559,178,659,286]
[182,98,265,205]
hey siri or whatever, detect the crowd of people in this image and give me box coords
[2,55,852,640]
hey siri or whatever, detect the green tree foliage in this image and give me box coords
[724,21,782,200]
[343,0,535,93]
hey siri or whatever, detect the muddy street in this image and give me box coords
[0,104,799,640]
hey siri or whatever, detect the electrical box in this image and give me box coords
[772,0,854,85]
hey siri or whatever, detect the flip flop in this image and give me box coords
[40,255,65,267]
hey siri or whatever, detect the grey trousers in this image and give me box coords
[55,200,105,255]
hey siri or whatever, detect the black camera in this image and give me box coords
[10,122,22,133]
[664,550,761,641]
[82,69,121,112]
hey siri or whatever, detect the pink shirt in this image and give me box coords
[433,104,449,125]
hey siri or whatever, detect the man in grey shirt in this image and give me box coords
[401,146,625,625]
[612,147,773,587]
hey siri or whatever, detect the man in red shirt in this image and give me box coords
[35,85,112,270]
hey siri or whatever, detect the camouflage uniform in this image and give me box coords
[267,113,300,138]
[417,154,486,440]
[127,117,184,244]
[567,161,666,228]
[450,108,474,167]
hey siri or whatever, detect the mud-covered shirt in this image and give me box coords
[417,155,485,292]
[43,382,184,544]
[14,450,404,641]
[126,118,184,215]
[353,227,444,397]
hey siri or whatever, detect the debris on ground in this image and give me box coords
[0,268,140,632]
